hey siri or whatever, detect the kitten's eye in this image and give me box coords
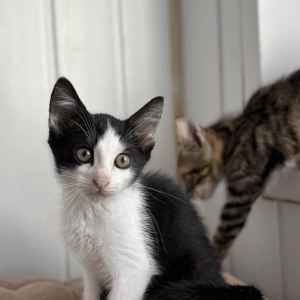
[76,148,92,163]
[115,154,131,169]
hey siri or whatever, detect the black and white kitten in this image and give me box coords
[48,78,264,300]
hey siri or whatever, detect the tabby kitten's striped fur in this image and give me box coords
[176,69,300,261]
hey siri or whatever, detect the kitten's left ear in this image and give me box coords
[49,77,87,135]
[126,97,164,153]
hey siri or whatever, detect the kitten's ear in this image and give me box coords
[175,118,207,149]
[49,77,87,135]
[126,97,164,153]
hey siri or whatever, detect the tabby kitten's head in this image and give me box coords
[175,118,223,199]
[48,78,163,202]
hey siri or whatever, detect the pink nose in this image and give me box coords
[94,168,110,189]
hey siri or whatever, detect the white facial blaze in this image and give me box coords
[92,124,133,193]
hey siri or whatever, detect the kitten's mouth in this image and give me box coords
[94,187,103,197]
[84,181,117,199]
[85,188,107,201]
[93,180,102,195]
[90,184,113,198]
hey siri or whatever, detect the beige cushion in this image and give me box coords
[0,272,242,300]
[0,277,83,300]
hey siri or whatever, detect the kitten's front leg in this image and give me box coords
[83,269,101,300]
[108,269,150,300]
[212,180,263,261]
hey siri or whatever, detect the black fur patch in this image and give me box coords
[147,280,263,300]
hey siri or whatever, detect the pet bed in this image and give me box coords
[0,272,243,300]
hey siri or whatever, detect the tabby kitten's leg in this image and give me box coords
[212,182,263,261]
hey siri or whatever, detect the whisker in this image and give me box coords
[145,207,167,254]
[55,173,89,182]
[140,186,168,207]
[59,182,81,187]
[65,190,82,225]
[62,187,80,203]
[145,208,159,254]
[144,186,187,205]
[55,168,89,182]
[60,188,81,214]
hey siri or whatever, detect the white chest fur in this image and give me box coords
[60,183,158,300]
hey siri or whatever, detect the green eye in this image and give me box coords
[115,153,131,169]
[76,148,92,163]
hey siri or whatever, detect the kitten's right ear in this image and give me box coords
[49,77,87,135]
[126,97,164,154]
[175,118,207,149]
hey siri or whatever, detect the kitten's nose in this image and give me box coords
[94,168,111,189]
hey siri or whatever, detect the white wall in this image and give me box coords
[258,1,300,299]
[0,0,66,280]
[0,0,175,280]
[259,0,300,85]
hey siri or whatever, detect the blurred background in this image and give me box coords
[1,1,300,299]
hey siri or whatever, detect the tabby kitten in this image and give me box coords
[176,69,300,261]
[48,78,264,300]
